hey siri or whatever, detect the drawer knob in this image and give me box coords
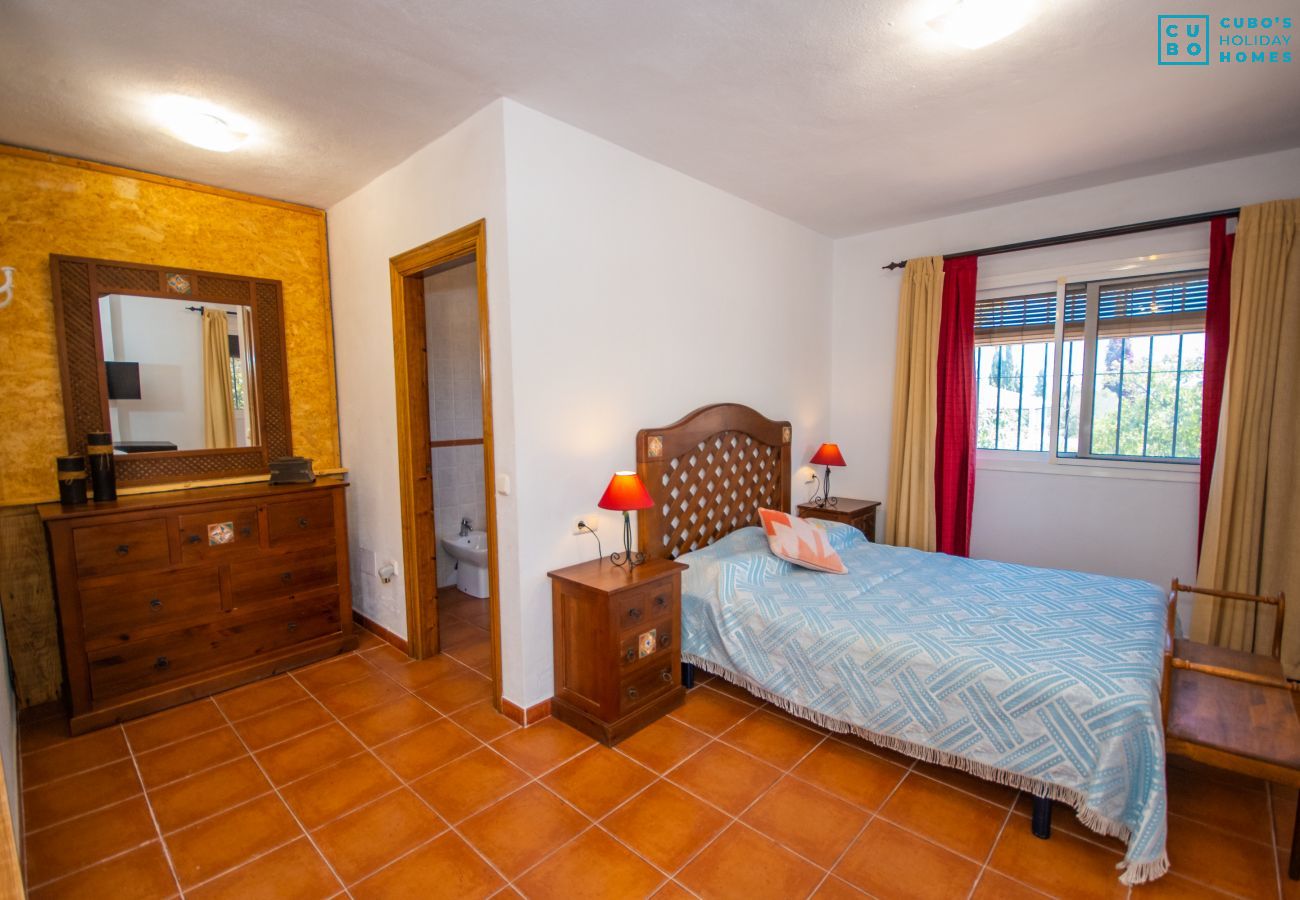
[280,572,293,582]
[624,648,635,663]
[115,544,130,556]
[241,526,252,537]
[298,517,309,528]
[187,534,201,544]
[154,656,169,670]
[654,595,667,608]
[660,633,671,648]
[287,621,298,632]
[627,608,642,621]
[149,598,162,611]
[627,686,639,700]
[660,669,672,683]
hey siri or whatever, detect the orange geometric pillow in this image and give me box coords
[757,508,848,574]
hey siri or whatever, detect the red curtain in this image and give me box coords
[1198,217,1233,556]
[935,255,978,556]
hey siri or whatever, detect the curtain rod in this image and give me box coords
[880,208,1239,271]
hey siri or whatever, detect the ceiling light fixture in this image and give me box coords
[152,95,252,152]
[927,0,1036,49]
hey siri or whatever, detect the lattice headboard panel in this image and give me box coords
[636,404,791,560]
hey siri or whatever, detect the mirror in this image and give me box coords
[98,295,259,452]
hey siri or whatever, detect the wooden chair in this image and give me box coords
[1162,580,1299,879]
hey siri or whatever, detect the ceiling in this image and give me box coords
[2,0,1297,236]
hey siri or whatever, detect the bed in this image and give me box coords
[634,403,1170,884]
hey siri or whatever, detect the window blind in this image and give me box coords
[974,286,1086,345]
[1092,271,1208,337]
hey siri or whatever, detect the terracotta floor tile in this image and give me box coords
[294,652,376,693]
[678,823,825,900]
[442,617,488,650]
[988,817,1127,900]
[811,875,870,898]
[312,788,445,884]
[25,795,158,888]
[414,668,494,713]
[28,841,177,900]
[124,699,226,753]
[21,727,129,787]
[354,627,387,650]
[1275,783,1297,846]
[668,740,781,814]
[1168,754,1269,793]
[360,643,413,676]
[351,832,504,900]
[452,701,521,743]
[1281,851,1300,900]
[669,688,755,736]
[741,775,869,868]
[134,726,246,789]
[410,747,532,823]
[446,638,493,674]
[970,871,1053,899]
[148,756,272,833]
[650,881,697,900]
[1130,870,1242,899]
[279,752,402,829]
[912,760,1018,808]
[184,837,341,900]
[1166,763,1273,844]
[791,738,909,811]
[603,779,731,872]
[213,675,312,721]
[836,819,982,900]
[253,723,363,785]
[720,709,823,770]
[373,718,480,780]
[19,712,74,755]
[23,757,142,830]
[514,827,664,899]
[459,783,588,878]
[881,771,1008,860]
[383,654,465,690]
[1164,811,1279,898]
[1010,795,1127,854]
[343,692,441,745]
[314,671,409,718]
[617,715,711,773]
[165,793,302,888]
[491,717,595,775]
[231,698,333,751]
[701,678,763,706]
[543,745,657,818]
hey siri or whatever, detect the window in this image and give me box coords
[976,270,1207,464]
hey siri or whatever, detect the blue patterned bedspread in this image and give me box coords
[679,523,1169,883]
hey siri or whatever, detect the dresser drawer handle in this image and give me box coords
[626,686,639,700]
[654,595,667,608]
[624,648,635,663]
[287,621,298,632]
[115,544,130,556]
[659,633,671,648]
[187,534,201,544]
[241,526,252,537]
[627,607,642,621]
[298,517,309,528]
[280,572,293,582]
[149,598,163,611]
[660,669,672,683]
[154,656,169,670]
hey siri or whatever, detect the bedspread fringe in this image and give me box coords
[682,653,1171,886]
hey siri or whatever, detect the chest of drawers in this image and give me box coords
[40,478,355,733]
[547,557,687,744]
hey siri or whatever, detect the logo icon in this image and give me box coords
[1158,15,1210,65]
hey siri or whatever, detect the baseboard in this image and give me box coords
[502,697,552,726]
[353,610,409,654]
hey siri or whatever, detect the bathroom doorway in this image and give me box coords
[389,221,501,706]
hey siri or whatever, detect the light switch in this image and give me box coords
[496,473,511,496]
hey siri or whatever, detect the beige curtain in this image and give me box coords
[885,256,944,550]
[202,309,236,449]
[1192,199,1300,675]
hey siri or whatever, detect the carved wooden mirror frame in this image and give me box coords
[50,254,293,487]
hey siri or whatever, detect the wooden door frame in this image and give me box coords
[389,220,502,706]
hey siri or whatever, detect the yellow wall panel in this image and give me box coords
[0,147,340,503]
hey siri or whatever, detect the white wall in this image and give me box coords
[830,147,1300,589]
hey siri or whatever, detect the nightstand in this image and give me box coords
[798,498,880,542]
[547,557,687,744]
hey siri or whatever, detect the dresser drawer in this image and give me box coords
[178,506,260,563]
[73,518,170,577]
[267,495,334,547]
[618,620,674,668]
[88,593,341,700]
[229,546,338,607]
[81,568,223,646]
[612,582,676,632]
[618,662,676,715]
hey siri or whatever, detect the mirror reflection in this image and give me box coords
[98,294,258,452]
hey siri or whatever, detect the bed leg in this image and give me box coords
[1289,803,1299,880]
[681,662,696,689]
[1031,795,1052,840]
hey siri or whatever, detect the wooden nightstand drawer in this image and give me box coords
[73,518,170,577]
[619,662,676,715]
[797,499,880,542]
[613,582,676,631]
[618,621,674,668]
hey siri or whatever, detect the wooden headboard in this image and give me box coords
[636,403,792,560]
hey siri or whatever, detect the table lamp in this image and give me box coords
[810,443,846,508]
[598,471,654,569]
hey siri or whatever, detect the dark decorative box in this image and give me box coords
[269,456,316,485]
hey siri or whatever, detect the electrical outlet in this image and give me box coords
[573,514,600,536]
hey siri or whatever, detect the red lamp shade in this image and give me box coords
[810,443,846,467]
[598,471,653,511]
